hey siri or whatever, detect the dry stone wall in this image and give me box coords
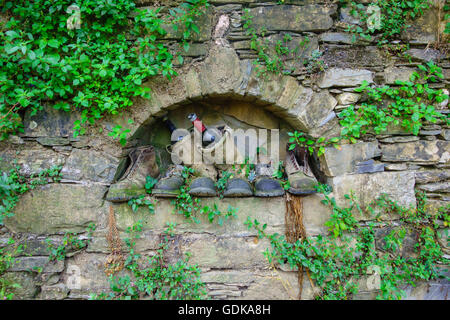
[0,0,448,300]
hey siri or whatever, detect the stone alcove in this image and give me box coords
[110,45,335,185]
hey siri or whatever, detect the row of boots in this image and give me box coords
[106,145,319,202]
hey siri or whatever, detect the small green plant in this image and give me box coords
[215,170,233,199]
[241,9,310,77]
[46,223,96,262]
[93,221,207,300]
[127,176,158,213]
[339,61,449,140]
[245,185,449,300]
[344,0,430,46]
[0,238,24,300]
[0,164,62,225]
[0,0,209,143]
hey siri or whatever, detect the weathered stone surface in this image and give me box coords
[8,257,64,273]
[237,270,300,300]
[302,193,332,236]
[6,184,107,234]
[223,101,279,129]
[383,67,415,84]
[402,7,440,44]
[317,68,373,88]
[406,48,446,62]
[295,90,337,132]
[415,169,450,184]
[322,45,385,68]
[385,163,408,171]
[440,129,450,141]
[61,148,119,184]
[2,272,38,299]
[39,283,69,300]
[0,145,65,176]
[379,136,420,143]
[319,32,363,45]
[248,5,335,32]
[114,197,286,236]
[181,234,270,269]
[320,141,381,176]
[328,171,416,220]
[355,159,385,174]
[61,253,113,295]
[381,140,450,164]
[198,45,244,97]
[22,105,79,137]
[417,182,450,193]
[336,92,360,105]
[36,137,70,146]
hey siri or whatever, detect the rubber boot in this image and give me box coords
[189,163,217,197]
[223,178,253,197]
[106,146,160,202]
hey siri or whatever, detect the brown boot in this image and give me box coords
[106,146,160,202]
[285,146,318,195]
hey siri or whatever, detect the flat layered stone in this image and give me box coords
[248,5,335,33]
[328,171,416,220]
[383,67,415,84]
[319,141,381,177]
[317,68,373,88]
[415,169,450,184]
[0,145,65,176]
[381,140,449,164]
[295,90,337,131]
[22,105,79,137]
[336,92,360,105]
[417,182,450,193]
[61,148,119,184]
[8,257,64,273]
[181,234,270,269]
[6,184,107,234]
[114,197,286,236]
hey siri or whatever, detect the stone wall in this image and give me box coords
[0,0,448,300]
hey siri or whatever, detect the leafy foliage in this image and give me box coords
[46,223,96,261]
[339,61,449,139]
[0,238,24,300]
[245,185,449,300]
[93,221,207,300]
[0,164,62,225]
[344,0,431,45]
[0,0,208,141]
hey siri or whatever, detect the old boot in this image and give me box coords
[223,178,253,197]
[189,164,217,197]
[152,165,184,198]
[106,146,160,202]
[285,147,318,195]
[253,157,284,197]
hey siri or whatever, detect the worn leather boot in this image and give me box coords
[285,147,318,195]
[106,146,160,202]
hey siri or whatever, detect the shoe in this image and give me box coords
[106,146,159,202]
[254,177,285,197]
[152,166,184,198]
[223,178,253,197]
[285,147,318,195]
[189,177,217,197]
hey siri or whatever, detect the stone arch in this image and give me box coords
[118,45,339,144]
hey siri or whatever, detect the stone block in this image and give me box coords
[6,184,107,234]
[317,68,373,88]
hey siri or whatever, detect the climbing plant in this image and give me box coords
[343,0,431,45]
[0,0,209,142]
[245,186,449,300]
[93,220,208,300]
[0,164,62,299]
